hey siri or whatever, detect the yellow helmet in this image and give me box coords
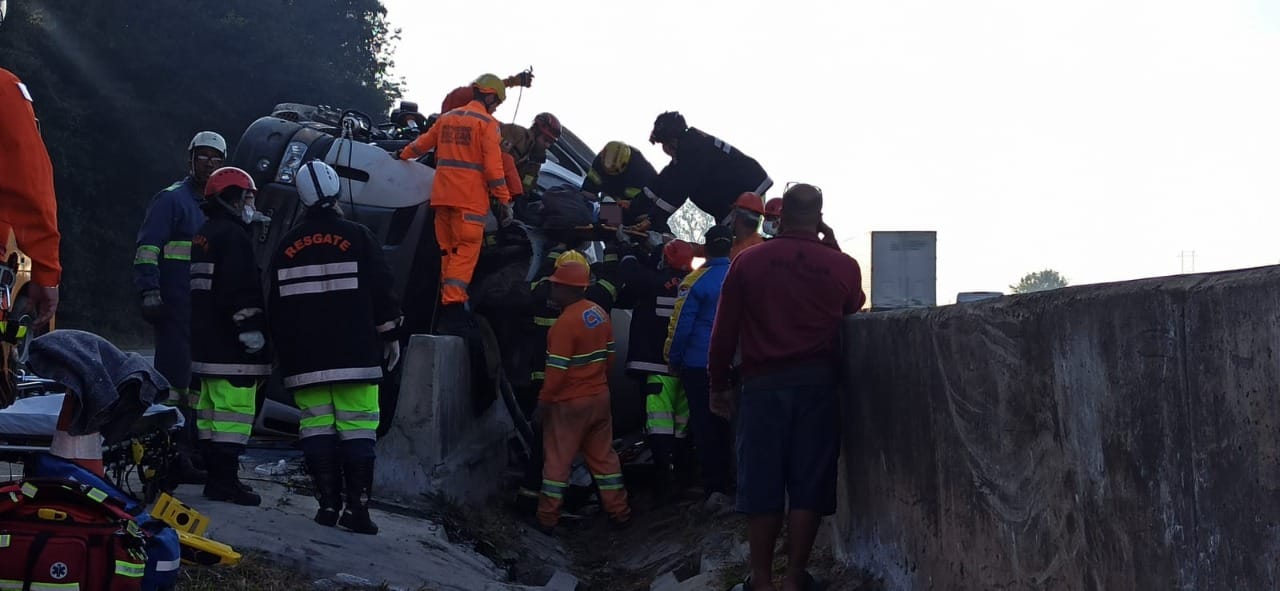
[471,73,507,103]
[555,250,589,269]
[601,141,632,176]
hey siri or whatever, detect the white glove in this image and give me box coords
[238,330,266,354]
[383,340,402,371]
[615,225,631,245]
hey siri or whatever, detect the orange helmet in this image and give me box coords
[764,197,783,217]
[733,192,766,215]
[663,240,694,272]
[550,261,591,287]
[204,167,257,199]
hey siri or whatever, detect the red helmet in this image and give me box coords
[549,261,590,287]
[663,240,694,272]
[204,167,257,199]
[533,112,562,143]
[764,197,783,217]
[733,192,766,216]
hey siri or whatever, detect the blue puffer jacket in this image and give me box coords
[664,257,730,370]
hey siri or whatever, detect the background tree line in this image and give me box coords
[0,0,400,343]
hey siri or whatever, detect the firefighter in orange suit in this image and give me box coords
[399,73,511,333]
[535,261,632,533]
[0,64,61,327]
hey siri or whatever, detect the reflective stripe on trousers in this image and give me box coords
[436,207,486,305]
[644,374,690,437]
[195,378,258,445]
[293,382,380,440]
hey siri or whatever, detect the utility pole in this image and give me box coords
[1179,250,1197,273]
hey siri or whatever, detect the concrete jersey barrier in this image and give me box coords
[837,266,1280,590]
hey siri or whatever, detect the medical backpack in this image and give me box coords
[0,478,147,591]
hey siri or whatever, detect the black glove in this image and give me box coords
[140,290,165,324]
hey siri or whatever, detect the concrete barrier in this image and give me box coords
[837,267,1280,590]
[376,334,513,503]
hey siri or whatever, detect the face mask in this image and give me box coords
[762,220,780,236]
[242,204,256,224]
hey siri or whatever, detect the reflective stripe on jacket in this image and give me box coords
[540,298,615,403]
[400,101,510,213]
[134,177,206,300]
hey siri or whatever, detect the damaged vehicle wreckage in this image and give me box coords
[229,98,648,502]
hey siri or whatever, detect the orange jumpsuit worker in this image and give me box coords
[536,261,632,533]
[440,77,526,203]
[0,66,61,327]
[399,74,512,332]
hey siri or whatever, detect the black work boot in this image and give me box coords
[338,459,379,535]
[173,446,207,485]
[202,443,261,507]
[306,453,344,527]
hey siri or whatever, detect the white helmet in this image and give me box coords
[296,161,341,207]
[188,131,226,156]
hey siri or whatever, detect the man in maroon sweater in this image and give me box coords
[707,183,865,591]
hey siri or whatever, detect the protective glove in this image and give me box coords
[250,211,272,224]
[384,340,402,371]
[140,289,165,324]
[615,225,634,246]
[504,70,535,88]
[645,231,665,250]
[493,201,514,228]
[238,330,266,354]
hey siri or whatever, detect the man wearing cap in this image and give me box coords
[133,131,226,481]
[534,260,631,533]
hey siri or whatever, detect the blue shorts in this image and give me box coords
[735,376,841,515]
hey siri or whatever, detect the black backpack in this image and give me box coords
[538,185,593,230]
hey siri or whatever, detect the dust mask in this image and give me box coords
[762,220,780,236]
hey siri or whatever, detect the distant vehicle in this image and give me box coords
[955,291,1003,304]
[870,231,937,311]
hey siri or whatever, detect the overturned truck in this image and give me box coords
[229,101,641,444]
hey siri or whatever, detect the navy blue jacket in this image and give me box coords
[134,177,206,305]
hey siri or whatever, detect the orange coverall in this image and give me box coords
[400,100,510,305]
[537,298,630,527]
[0,68,61,288]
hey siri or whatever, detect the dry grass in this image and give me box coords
[176,551,434,591]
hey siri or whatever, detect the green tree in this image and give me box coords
[0,0,400,342]
[1010,269,1069,294]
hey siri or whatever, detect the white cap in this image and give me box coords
[188,131,227,156]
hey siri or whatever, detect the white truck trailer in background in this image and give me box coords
[870,231,937,310]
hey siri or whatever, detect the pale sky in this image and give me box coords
[383,0,1280,303]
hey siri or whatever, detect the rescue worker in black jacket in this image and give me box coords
[267,161,403,536]
[635,111,773,232]
[616,238,695,506]
[190,167,271,506]
[581,141,658,226]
